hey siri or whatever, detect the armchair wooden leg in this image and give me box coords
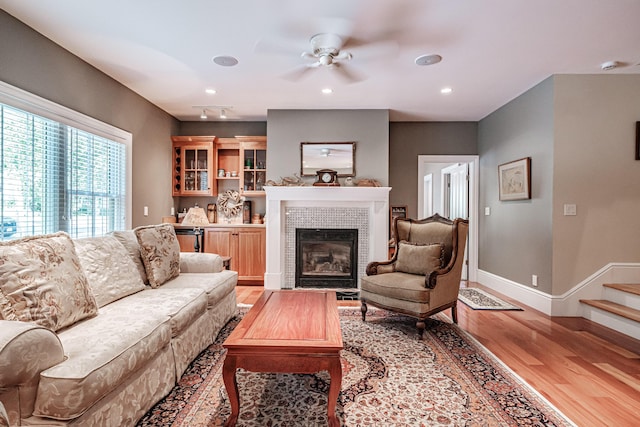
[451,302,458,324]
[361,300,368,321]
[416,320,426,340]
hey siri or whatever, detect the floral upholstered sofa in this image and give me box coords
[0,224,238,426]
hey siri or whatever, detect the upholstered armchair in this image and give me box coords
[360,213,469,338]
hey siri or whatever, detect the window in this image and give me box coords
[0,81,132,240]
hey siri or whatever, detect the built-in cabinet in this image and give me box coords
[172,135,267,285]
[204,227,265,285]
[237,136,267,196]
[171,136,215,196]
[214,138,241,196]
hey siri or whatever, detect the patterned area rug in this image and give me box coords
[138,308,572,426]
[458,287,523,311]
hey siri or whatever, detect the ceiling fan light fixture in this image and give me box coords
[600,60,619,71]
[415,54,442,66]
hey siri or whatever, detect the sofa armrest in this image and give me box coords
[0,321,64,423]
[179,252,224,273]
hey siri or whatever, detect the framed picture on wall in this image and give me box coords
[498,157,531,201]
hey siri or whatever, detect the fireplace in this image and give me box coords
[264,186,391,290]
[295,228,358,289]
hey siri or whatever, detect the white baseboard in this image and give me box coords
[476,270,553,314]
[477,263,640,318]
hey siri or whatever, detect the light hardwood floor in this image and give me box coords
[235,284,640,427]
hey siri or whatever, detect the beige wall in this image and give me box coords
[552,74,640,294]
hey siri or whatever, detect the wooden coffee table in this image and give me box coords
[222,290,343,426]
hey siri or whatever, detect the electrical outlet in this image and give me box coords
[563,204,577,216]
[532,274,538,287]
[143,206,149,216]
[484,207,491,215]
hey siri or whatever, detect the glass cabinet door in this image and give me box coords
[172,139,213,196]
[242,148,266,194]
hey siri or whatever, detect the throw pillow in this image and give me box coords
[74,236,147,307]
[134,224,181,288]
[0,232,99,331]
[111,230,149,285]
[394,240,444,276]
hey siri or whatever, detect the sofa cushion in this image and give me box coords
[74,236,146,307]
[34,304,172,420]
[395,241,444,276]
[161,270,238,308]
[0,232,98,331]
[110,287,207,337]
[134,224,180,288]
[111,230,149,285]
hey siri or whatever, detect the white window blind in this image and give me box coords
[0,83,130,240]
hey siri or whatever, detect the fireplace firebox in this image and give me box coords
[295,228,358,289]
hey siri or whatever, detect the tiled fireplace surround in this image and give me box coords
[264,186,391,290]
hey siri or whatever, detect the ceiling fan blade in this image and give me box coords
[282,64,315,82]
[254,36,307,57]
[331,63,365,83]
[343,39,399,62]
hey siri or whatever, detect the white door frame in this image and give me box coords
[423,173,433,217]
[418,155,478,282]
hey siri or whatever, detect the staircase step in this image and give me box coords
[580,299,640,323]
[604,283,640,296]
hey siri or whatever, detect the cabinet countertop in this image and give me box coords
[173,223,265,229]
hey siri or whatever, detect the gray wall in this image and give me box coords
[267,109,389,185]
[552,74,640,294]
[478,77,555,293]
[0,11,179,227]
[389,122,477,218]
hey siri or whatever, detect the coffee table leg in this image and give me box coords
[327,356,342,427]
[222,355,239,427]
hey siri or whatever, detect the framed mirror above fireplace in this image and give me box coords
[300,142,356,177]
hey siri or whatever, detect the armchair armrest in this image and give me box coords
[0,321,64,423]
[179,252,224,273]
[365,260,396,276]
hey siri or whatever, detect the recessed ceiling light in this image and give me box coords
[441,87,453,94]
[212,55,238,67]
[205,88,216,95]
[415,54,442,66]
[322,88,333,94]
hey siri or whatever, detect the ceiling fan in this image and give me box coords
[284,32,362,82]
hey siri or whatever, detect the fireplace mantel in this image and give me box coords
[264,186,391,290]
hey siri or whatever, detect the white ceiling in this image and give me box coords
[2,0,639,122]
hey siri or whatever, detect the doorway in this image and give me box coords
[417,155,478,282]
